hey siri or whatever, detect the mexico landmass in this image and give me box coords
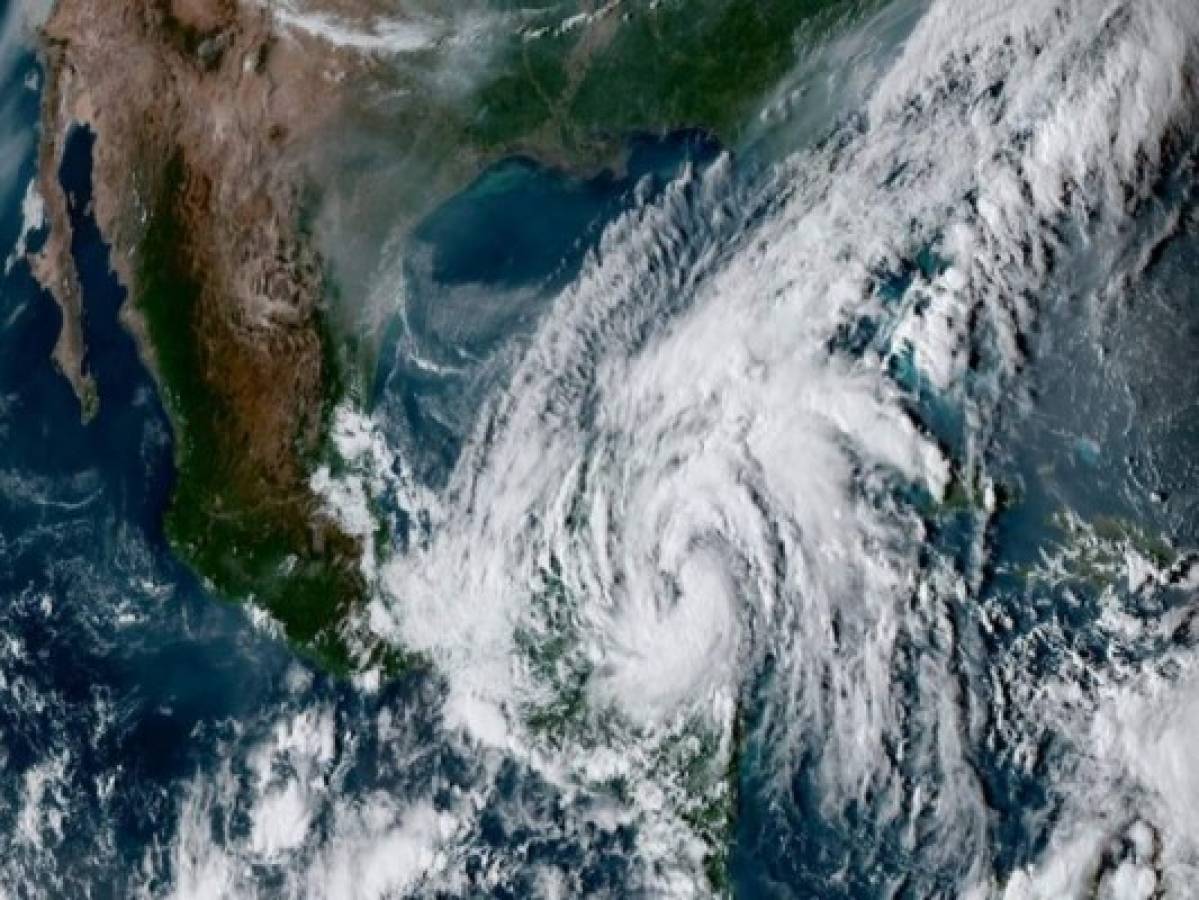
[27,0,842,671]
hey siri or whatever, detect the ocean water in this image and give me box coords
[372,132,721,487]
[2,0,1199,897]
[0,49,308,890]
[0,36,711,895]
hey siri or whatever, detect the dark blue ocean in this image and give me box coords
[0,49,310,890]
[0,44,719,894]
[1,9,1197,897]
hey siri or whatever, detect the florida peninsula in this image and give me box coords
[29,0,837,670]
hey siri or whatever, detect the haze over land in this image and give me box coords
[0,0,1196,896]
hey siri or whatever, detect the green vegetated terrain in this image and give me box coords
[137,158,362,674]
[143,0,857,675]
[321,0,857,396]
[467,0,850,155]
[130,5,859,890]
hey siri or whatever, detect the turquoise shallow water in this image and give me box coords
[372,131,721,487]
[0,75,714,887]
[1,4,1197,895]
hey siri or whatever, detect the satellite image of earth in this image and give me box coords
[0,0,1197,896]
